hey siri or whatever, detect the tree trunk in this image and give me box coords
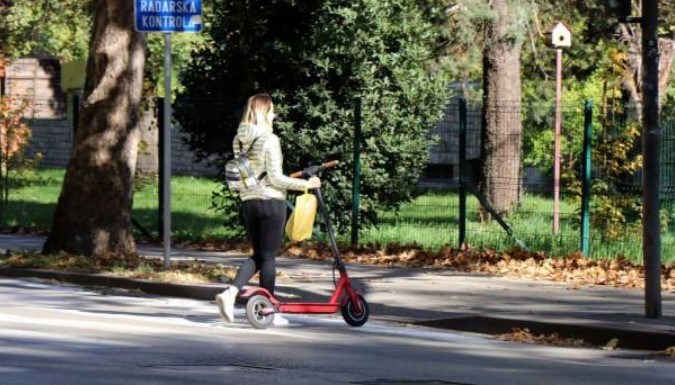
[43,0,145,256]
[618,23,675,111]
[658,38,675,102]
[479,0,524,216]
[136,96,159,175]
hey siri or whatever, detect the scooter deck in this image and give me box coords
[278,303,341,314]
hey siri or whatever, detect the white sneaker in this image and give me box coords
[215,286,239,322]
[273,313,289,326]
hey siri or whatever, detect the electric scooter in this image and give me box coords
[239,160,370,329]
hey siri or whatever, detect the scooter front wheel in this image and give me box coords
[246,295,275,329]
[341,294,369,327]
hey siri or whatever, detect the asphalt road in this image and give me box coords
[1,277,673,385]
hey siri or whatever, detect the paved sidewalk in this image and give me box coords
[1,234,674,350]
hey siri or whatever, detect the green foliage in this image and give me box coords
[583,123,642,241]
[522,1,617,99]
[175,0,452,232]
[665,63,675,110]
[658,3,675,38]
[144,32,210,97]
[0,0,206,96]
[210,185,246,239]
[0,0,92,61]
[518,1,675,244]
[175,0,327,158]
[442,0,534,97]
[523,72,607,172]
[561,70,643,241]
[0,95,37,206]
[520,14,649,242]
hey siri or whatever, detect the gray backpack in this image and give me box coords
[225,137,266,191]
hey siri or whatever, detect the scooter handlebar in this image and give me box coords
[290,160,339,178]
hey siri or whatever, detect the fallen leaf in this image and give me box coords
[602,338,620,350]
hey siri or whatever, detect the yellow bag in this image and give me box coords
[285,191,318,242]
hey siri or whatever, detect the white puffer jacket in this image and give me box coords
[233,123,312,201]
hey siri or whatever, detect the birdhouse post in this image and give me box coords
[551,22,571,235]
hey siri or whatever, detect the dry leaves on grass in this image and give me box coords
[0,252,139,272]
[495,327,588,347]
[180,239,251,253]
[0,252,238,284]
[282,242,675,292]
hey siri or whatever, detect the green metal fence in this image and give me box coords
[361,99,675,263]
[1,98,674,263]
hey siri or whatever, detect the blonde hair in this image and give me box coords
[240,93,274,127]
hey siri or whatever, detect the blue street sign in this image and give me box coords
[135,0,203,33]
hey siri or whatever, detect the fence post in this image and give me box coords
[351,97,362,245]
[157,97,165,240]
[0,111,4,212]
[458,98,467,247]
[72,93,80,138]
[580,100,593,256]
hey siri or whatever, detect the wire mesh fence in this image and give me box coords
[362,99,581,255]
[1,95,674,263]
[360,99,675,262]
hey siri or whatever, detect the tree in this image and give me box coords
[177,0,451,232]
[608,1,675,114]
[0,95,31,204]
[520,0,675,173]
[43,0,146,256]
[479,0,527,215]
[175,0,325,161]
[0,0,92,62]
[0,1,16,67]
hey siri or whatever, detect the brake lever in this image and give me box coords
[304,165,321,178]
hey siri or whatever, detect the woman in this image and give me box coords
[216,93,320,324]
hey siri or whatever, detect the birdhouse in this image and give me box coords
[551,22,572,48]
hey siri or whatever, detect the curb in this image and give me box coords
[416,315,675,351]
[0,267,225,301]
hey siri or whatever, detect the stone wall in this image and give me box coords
[23,118,73,168]
[22,117,217,176]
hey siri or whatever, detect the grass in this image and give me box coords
[361,189,574,248]
[0,168,235,240]
[1,168,673,264]
[131,174,236,240]
[360,189,675,264]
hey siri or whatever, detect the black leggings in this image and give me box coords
[231,199,286,295]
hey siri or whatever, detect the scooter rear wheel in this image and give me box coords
[341,294,369,327]
[246,295,275,329]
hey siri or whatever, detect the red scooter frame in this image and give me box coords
[240,161,369,329]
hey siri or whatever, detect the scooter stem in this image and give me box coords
[313,187,346,272]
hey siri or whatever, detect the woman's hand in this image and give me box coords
[308,177,321,189]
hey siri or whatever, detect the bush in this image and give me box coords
[0,95,33,203]
[175,0,452,234]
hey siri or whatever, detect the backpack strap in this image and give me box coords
[239,136,267,181]
[243,136,260,155]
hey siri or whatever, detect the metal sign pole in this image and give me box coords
[641,0,661,318]
[162,32,172,269]
[133,0,202,269]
